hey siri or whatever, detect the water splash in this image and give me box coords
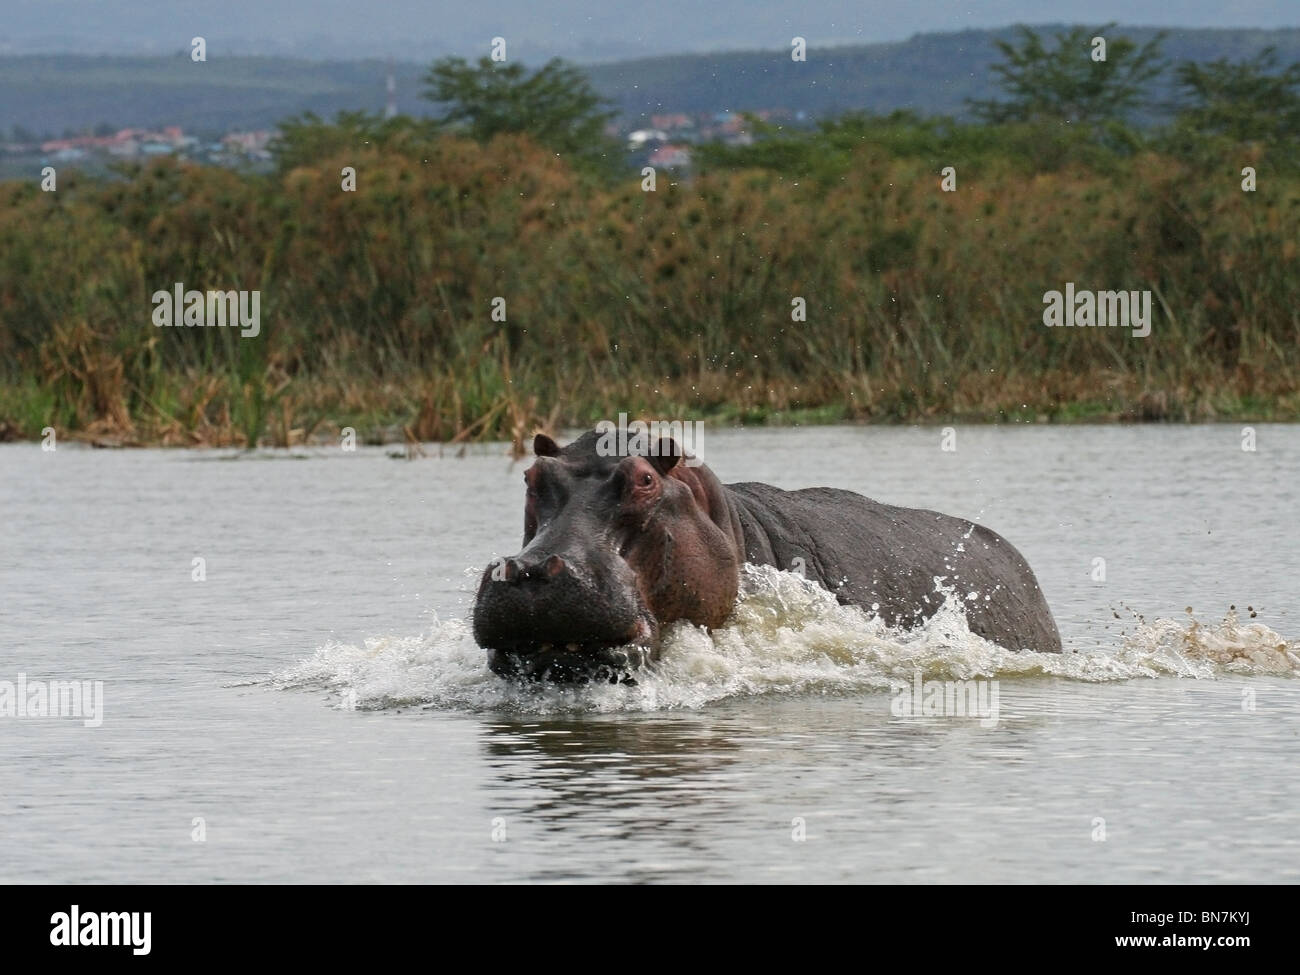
[269,564,1297,713]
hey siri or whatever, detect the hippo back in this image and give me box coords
[724,481,1062,653]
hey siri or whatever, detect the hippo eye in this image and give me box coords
[640,473,653,487]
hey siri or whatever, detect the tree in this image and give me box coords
[970,24,1166,127]
[421,56,619,172]
[1171,48,1300,145]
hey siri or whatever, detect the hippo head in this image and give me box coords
[473,430,743,681]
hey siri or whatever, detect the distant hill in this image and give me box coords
[589,26,1300,121]
[0,55,423,137]
[5,25,1300,138]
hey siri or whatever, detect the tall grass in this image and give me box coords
[0,127,1297,446]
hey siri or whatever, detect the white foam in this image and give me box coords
[269,564,1298,713]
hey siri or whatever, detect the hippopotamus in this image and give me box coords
[473,430,1061,680]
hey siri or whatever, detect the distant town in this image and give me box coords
[623,108,803,170]
[1,106,804,178]
[1,125,275,173]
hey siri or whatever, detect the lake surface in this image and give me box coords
[2,424,1297,883]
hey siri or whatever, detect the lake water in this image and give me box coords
[2,424,1297,883]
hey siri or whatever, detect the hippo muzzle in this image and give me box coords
[472,547,657,682]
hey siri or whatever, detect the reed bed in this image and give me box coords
[1,129,1296,447]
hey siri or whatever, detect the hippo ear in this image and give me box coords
[649,437,682,476]
[533,433,561,457]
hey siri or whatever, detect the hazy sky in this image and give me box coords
[4,1,1297,60]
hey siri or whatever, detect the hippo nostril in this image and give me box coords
[502,558,521,583]
[544,554,567,579]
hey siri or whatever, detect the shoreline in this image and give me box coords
[4,392,1297,450]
